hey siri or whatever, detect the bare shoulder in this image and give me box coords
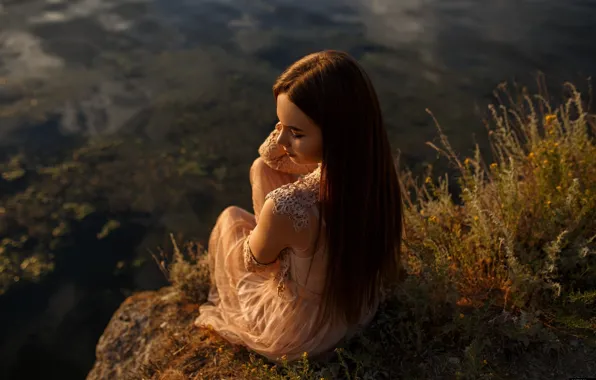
[259,198,298,235]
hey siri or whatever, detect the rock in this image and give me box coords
[86,287,199,380]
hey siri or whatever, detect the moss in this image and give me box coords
[1,168,25,181]
[96,220,121,240]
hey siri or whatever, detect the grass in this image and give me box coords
[142,81,596,379]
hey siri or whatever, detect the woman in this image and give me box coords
[195,50,403,362]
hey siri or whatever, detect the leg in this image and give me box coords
[250,157,298,222]
[204,206,256,304]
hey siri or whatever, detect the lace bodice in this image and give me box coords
[264,167,321,232]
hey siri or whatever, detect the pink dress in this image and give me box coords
[194,128,378,361]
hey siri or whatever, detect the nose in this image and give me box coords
[276,127,290,148]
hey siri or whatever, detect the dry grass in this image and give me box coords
[152,234,211,306]
[141,81,596,379]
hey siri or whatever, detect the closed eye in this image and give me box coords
[290,127,304,138]
[277,121,304,138]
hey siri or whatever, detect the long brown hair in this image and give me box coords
[272,51,403,327]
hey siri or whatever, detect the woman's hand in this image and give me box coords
[258,123,318,175]
[258,123,286,162]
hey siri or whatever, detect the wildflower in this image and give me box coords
[217,347,223,353]
[544,113,557,124]
[528,152,535,159]
[473,216,479,221]
[459,313,465,319]
[546,200,551,207]
[483,359,488,365]
[464,158,471,166]
[554,142,559,147]
[556,186,562,192]
[543,159,549,165]
[425,177,432,184]
[302,351,308,359]
[420,209,425,216]
[429,216,438,223]
[490,163,497,170]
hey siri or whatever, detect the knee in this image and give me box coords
[218,206,254,228]
[221,205,242,218]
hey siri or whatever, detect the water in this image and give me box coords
[0,0,594,378]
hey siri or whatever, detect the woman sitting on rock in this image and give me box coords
[194,50,404,362]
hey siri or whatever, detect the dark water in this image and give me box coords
[0,0,595,378]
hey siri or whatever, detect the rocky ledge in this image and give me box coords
[86,287,200,380]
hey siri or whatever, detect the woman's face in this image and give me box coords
[276,93,323,165]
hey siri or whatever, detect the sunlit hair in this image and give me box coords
[272,50,404,330]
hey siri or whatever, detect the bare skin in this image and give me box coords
[275,93,323,165]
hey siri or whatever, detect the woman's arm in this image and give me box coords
[245,199,296,267]
[250,158,297,222]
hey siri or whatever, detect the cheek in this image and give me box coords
[295,139,320,158]
[293,140,310,154]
